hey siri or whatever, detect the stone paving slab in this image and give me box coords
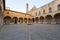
[0,24,60,40]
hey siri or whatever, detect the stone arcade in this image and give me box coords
[3,0,60,24]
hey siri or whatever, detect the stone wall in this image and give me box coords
[0,0,4,27]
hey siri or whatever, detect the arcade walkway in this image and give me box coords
[0,24,60,40]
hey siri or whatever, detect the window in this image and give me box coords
[36,12,37,16]
[49,7,52,13]
[7,12,9,14]
[43,10,45,14]
[58,4,60,11]
[39,11,40,15]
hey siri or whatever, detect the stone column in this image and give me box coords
[35,18,36,24]
[23,19,25,24]
[51,18,56,24]
[27,19,28,24]
[17,20,20,24]
[31,19,33,24]
[22,20,23,24]
[0,0,4,27]
[43,19,46,24]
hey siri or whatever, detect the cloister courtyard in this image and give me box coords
[0,0,60,40]
[0,24,60,40]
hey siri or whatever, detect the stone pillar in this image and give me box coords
[23,19,25,24]
[17,20,19,24]
[38,19,40,23]
[30,19,32,24]
[31,19,33,24]
[27,19,28,24]
[0,0,5,27]
[51,18,56,24]
[34,18,36,24]
[43,19,47,24]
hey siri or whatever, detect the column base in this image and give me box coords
[0,23,3,29]
[51,22,56,24]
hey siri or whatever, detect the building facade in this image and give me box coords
[3,9,33,24]
[28,0,60,24]
[3,0,60,24]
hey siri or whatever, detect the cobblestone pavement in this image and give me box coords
[0,24,60,40]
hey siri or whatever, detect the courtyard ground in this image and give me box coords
[0,24,60,40]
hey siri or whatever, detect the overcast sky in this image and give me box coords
[5,0,53,13]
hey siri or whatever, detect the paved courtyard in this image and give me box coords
[0,24,60,40]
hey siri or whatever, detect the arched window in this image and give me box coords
[58,4,60,11]
[7,12,9,14]
[49,7,52,13]
[36,12,37,16]
[43,10,45,14]
[39,11,40,15]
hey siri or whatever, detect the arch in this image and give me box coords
[24,18,27,23]
[28,18,31,23]
[19,17,23,23]
[13,17,18,21]
[58,4,60,11]
[32,18,35,23]
[40,16,44,24]
[45,15,52,24]
[49,7,52,13]
[35,17,39,23]
[13,17,18,24]
[36,12,37,16]
[43,10,45,14]
[54,13,60,24]
[4,16,11,19]
[39,11,40,15]
[4,16,11,24]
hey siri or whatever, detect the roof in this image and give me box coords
[4,9,33,17]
